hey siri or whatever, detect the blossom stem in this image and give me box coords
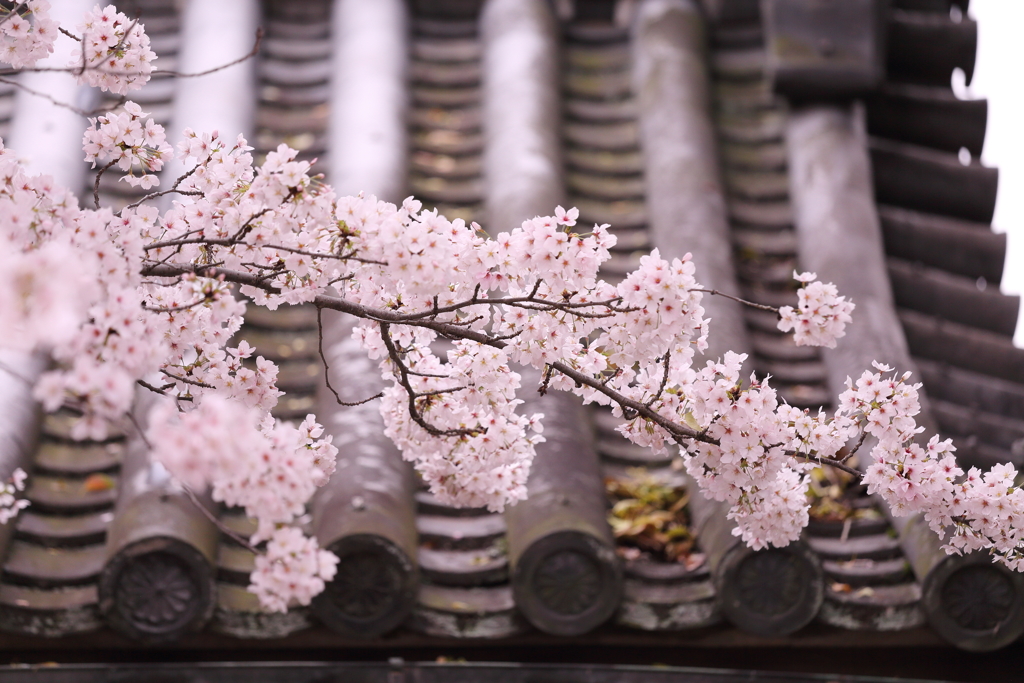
[691,288,780,314]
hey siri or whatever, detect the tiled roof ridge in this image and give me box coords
[1,0,1023,657]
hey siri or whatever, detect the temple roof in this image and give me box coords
[0,0,1022,673]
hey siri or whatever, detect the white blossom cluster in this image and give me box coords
[0,0,57,68]
[83,102,173,189]
[1,123,338,609]
[0,469,29,525]
[71,4,156,95]
[148,395,337,542]
[683,354,839,549]
[249,527,339,613]
[0,13,343,611]
[364,329,545,511]
[847,364,1024,570]
[778,271,855,348]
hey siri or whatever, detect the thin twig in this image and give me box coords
[0,25,259,117]
[128,188,204,213]
[790,452,861,477]
[691,288,780,314]
[143,237,379,265]
[644,350,672,408]
[0,360,33,387]
[316,305,383,407]
[126,410,152,450]
[160,371,214,389]
[414,385,467,399]
[93,158,118,209]
[142,297,209,314]
[136,378,177,396]
[85,94,126,116]
[379,322,475,438]
[152,28,263,78]
[538,364,554,396]
[405,368,450,379]
[0,75,91,116]
[840,429,869,464]
[230,206,275,242]
[181,485,259,553]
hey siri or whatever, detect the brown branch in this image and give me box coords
[0,25,259,119]
[840,429,870,464]
[406,368,451,379]
[691,288,780,315]
[0,359,34,387]
[538,364,554,396]
[160,370,214,390]
[151,28,263,79]
[316,305,383,408]
[790,452,862,477]
[126,409,151,449]
[644,350,671,408]
[116,163,203,216]
[0,75,91,117]
[142,297,209,314]
[142,262,706,442]
[93,158,119,209]
[415,385,467,399]
[181,485,259,553]
[393,293,627,322]
[379,322,475,438]
[230,206,275,241]
[136,378,177,396]
[144,237,379,265]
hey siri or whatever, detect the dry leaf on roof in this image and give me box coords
[605,469,697,564]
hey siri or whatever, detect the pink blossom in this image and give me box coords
[0,1,57,69]
[71,5,157,95]
[778,271,855,348]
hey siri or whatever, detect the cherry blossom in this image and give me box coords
[82,102,173,189]
[71,4,157,95]
[3,120,1023,601]
[0,0,58,69]
[0,469,29,525]
[0,238,98,352]
[848,364,1024,570]
[147,394,336,542]
[249,527,339,613]
[369,332,545,511]
[778,271,855,348]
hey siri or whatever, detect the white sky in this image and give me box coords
[959,0,1024,346]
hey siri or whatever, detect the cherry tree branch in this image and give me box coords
[840,430,870,464]
[93,158,119,209]
[790,453,861,477]
[180,485,259,553]
[116,164,203,216]
[690,288,780,314]
[378,322,477,438]
[0,360,33,387]
[316,305,383,408]
[0,26,263,120]
[141,261,710,444]
[151,28,263,79]
[0,75,94,117]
